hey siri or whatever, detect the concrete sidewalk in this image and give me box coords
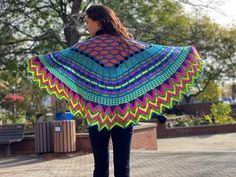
[0,133,236,177]
[158,132,236,152]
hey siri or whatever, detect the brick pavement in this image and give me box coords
[1,133,236,177]
[0,151,236,177]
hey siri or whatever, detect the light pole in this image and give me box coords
[12,70,17,119]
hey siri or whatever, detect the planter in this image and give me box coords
[154,119,236,138]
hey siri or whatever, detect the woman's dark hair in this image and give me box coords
[86,4,132,39]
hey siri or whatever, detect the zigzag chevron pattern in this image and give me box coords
[28,36,204,130]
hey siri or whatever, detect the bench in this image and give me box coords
[0,124,25,155]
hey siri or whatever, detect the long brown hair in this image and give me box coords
[86,4,132,39]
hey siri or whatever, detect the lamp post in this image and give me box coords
[12,85,16,119]
[12,70,17,119]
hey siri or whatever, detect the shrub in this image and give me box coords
[168,103,235,128]
[204,103,235,124]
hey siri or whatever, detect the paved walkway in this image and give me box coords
[0,133,236,177]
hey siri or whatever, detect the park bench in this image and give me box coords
[0,124,25,155]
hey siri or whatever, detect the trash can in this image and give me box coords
[35,121,54,153]
[55,111,73,121]
[53,120,76,153]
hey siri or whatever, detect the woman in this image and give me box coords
[85,5,134,177]
[28,4,204,177]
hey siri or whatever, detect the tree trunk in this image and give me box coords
[64,0,82,46]
[183,95,192,104]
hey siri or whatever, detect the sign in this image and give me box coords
[55,126,62,132]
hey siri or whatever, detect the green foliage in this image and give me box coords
[1,0,236,127]
[195,81,220,102]
[207,103,235,124]
[173,117,193,127]
[75,116,88,133]
[0,70,49,125]
[0,111,26,124]
[197,115,213,125]
[101,0,236,103]
[101,0,187,44]
[169,103,235,127]
[171,115,213,128]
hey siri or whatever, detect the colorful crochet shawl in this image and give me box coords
[28,34,204,130]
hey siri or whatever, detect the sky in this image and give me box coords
[184,0,236,27]
[207,0,236,26]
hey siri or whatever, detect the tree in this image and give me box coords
[100,0,236,103]
[0,0,88,69]
[1,0,236,107]
[0,0,90,122]
[194,81,220,102]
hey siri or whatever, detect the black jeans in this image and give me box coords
[89,124,134,177]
